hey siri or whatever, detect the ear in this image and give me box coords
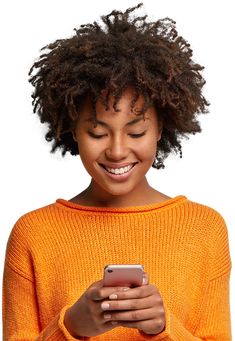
[72,129,77,142]
[157,118,163,142]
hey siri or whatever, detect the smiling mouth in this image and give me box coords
[99,162,138,175]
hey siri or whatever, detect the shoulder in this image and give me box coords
[4,202,62,276]
[14,201,58,227]
[7,201,61,246]
[181,197,231,277]
[169,195,229,241]
[182,197,229,240]
[185,197,226,222]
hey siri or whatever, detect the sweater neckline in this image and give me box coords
[55,195,187,213]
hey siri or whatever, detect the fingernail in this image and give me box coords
[109,294,118,299]
[104,313,111,319]
[142,277,147,285]
[122,287,130,291]
[101,303,110,310]
[111,321,118,325]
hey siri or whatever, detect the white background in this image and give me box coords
[1,0,234,338]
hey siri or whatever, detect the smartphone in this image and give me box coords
[103,264,144,287]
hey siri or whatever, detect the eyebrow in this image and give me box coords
[84,117,147,127]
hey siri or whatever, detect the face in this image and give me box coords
[72,87,162,202]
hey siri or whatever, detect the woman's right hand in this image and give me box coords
[64,279,130,338]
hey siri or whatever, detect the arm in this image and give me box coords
[139,212,232,340]
[139,271,231,340]
[2,217,88,341]
[2,263,87,340]
[100,267,231,341]
[3,218,134,340]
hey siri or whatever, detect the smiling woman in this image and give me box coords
[70,87,164,206]
[27,3,209,171]
[2,3,232,341]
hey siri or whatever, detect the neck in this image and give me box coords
[72,178,169,208]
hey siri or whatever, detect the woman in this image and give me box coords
[2,3,232,340]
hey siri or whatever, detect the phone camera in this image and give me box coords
[107,269,113,273]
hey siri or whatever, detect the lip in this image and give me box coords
[99,162,137,182]
[99,162,138,169]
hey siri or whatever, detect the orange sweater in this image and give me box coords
[2,195,232,340]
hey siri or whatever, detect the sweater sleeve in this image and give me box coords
[2,262,91,341]
[2,220,90,341]
[139,271,231,340]
[138,211,232,340]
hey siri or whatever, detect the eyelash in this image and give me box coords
[88,132,146,139]
[88,132,105,139]
[129,132,146,138]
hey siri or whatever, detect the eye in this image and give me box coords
[129,132,146,138]
[88,132,106,139]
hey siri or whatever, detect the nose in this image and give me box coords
[105,135,129,161]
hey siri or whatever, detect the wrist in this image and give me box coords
[64,307,87,340]
[64,308,76,337]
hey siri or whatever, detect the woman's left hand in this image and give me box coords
[100,273,166,335]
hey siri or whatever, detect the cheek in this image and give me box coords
[137,137,157,158]
[78,137,103,162]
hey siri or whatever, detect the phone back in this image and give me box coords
[103,264,144,287]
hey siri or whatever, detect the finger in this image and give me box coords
[100,295,154,312]
[85,281,101,301]
[88,284,130,301]
[89,279,104,288]
[119,318,165,334]
[108,284,156,300]
[103,307,156,321]
[142,272,149,285]
[100,320,122,332]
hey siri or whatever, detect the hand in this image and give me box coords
[100,273,166,335]
[64,280,132,338]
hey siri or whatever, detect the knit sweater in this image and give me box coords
[2,195,232,340]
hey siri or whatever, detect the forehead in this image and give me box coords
[80,88,156,123]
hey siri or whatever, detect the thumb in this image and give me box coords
[87,279,104,301]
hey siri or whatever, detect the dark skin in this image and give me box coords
[64,89,167,337]
[70,88,171,208]
[70,185,171,207]
[64,273,166,338]
[27,4,209,338]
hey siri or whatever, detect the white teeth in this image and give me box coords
[105,164,134,175]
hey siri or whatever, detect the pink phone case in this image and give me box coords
[103,264,144,287]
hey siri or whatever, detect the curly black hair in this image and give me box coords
[28,3,209,169]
